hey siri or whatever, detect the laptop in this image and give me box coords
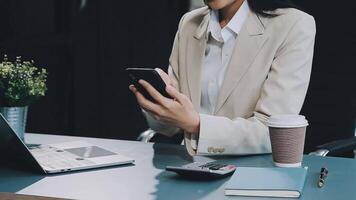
[0,114,134,174]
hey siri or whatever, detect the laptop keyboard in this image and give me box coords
[30,145,96,170]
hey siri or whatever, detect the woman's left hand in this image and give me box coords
[129,80,200,134]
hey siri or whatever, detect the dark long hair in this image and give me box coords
[247,0,300,17]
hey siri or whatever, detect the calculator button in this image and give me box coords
[199,162,218,168]
[209,164,227,170]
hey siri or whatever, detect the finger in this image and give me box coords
[131,83,171,116]
[138,79,170,106]
[155,68,172,86]
[129,84,137,92]
[132,86,163,115]
[165,85,185,103]
[131,85,155,107]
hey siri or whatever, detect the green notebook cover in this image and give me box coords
[225,167,308,198]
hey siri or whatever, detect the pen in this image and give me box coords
[317,167,328,188]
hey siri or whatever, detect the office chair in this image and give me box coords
[137,128,184,144]
[137,112,184,144]
[137,130,356,158]
[309,137,356,157]
[137,129,156,143]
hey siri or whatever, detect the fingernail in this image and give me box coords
[166,85,173,91]
[129,85,136,91]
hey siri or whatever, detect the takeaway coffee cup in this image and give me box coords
[267,115,308,167]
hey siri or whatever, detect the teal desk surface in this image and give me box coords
[0,133,355,200]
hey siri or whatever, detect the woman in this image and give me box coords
[129,0,316,155]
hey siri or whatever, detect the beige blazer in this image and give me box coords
[145,6,316,156]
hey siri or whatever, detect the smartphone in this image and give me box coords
[126,68,172,102]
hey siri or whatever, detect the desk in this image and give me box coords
[1,133,356,200]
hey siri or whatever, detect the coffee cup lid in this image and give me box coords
[267,114,308,128]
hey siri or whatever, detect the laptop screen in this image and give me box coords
[0,114,44,173]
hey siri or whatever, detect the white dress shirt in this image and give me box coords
[200,0,250,115]
[192,0,250,149]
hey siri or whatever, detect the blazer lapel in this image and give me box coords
[186,10,210,110]
[214,12,268,114]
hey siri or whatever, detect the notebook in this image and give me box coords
[225,167,308,198]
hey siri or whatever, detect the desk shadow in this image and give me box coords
[151,143,193,170]
[150,143,226,200]
[0,167,44,193]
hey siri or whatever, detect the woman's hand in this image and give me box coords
[129,70,200,134]
[155,68,177,88]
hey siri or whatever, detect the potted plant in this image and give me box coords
[0,55,47,141]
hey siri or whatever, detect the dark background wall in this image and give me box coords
[0,0,355,154]
[0,0,189,140]
[295,1,356,154]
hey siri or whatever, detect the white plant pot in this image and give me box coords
[0,106,28,142]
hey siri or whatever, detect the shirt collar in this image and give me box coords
[208,0,250,42]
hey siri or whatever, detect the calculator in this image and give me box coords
[166,161,237,179]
